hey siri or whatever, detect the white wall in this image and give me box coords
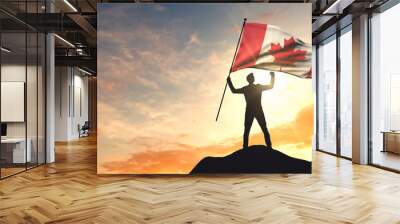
[72,73,89,138]
[1,65,36,138]
[1,63,46,164]
[55,67,70,141]
[1,65,27,141]
[1,64,26,81]
[55,67,89,141]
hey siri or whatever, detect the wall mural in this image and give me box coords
[98,3,313,174]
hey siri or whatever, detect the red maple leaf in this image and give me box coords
[268,37,307,66]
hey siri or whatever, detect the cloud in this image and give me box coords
[135,75,160,90]
[153,4,167,12]
[186,32,200,47]
[98,22,230,96]
[97,19,239,148]
[99,104,313,174]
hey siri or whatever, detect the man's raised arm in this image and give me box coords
[260,72,275,91]
[227,77,244,94]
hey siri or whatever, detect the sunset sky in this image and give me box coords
[97,3,313,174]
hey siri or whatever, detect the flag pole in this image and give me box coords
[215,18,247,122]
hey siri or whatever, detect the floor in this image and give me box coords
[0,167,25,178]
[0,135,400,223]
[372,150,400,171]
[1,163,43,179]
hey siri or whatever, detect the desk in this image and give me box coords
[381,131,400,154]
[1,138,31,163]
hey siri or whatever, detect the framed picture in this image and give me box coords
[98,3,313,174]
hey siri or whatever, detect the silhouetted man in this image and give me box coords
[227,72,275,149]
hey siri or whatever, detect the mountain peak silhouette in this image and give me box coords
[190,145,311,174]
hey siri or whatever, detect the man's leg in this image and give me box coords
[243,109,254,149]
[255,110,272,148]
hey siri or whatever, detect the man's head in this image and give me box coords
[246,73,255,84]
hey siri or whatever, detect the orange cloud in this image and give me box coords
[100,104,313,174]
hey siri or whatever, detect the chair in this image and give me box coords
[79,121,90,138]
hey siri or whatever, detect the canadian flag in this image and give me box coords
[231,22,312,78]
